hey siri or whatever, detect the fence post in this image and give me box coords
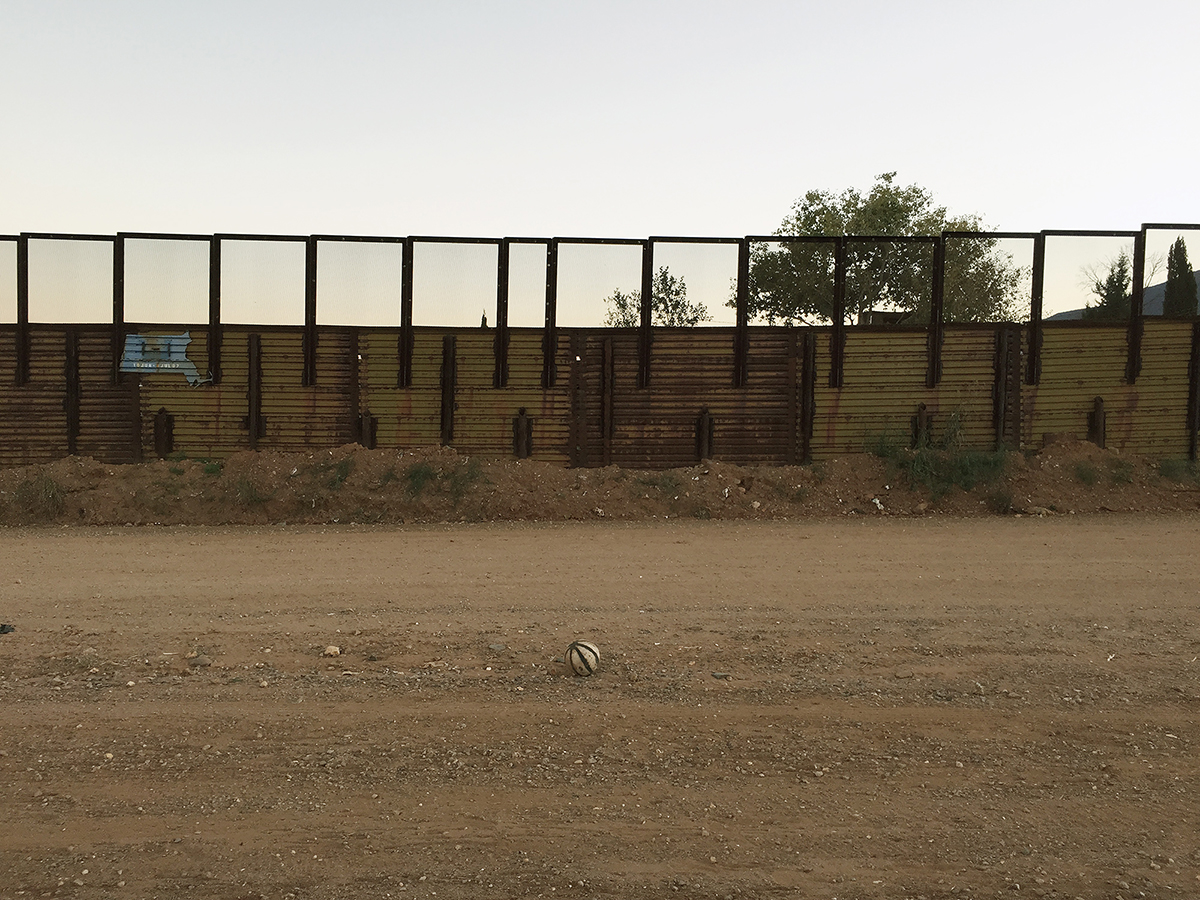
[1188,322,1200,462]
[800,329,817,463]
[567,332,585,466]
[542,239,558,388]
[303,236,318,387]
[395,237,414,388]
[638,239,652,388]
[1026,233,1045,385]
[1126,229,1146,384]
[65,330,80,454]
[494,238,510,388]
[829,237,846,388]
[926,235,945,388]
[734,238,750,387]
[112,234,125,386]
[601,335,615,466]
[208,237,223,385]
[244,333,264,449]
[440,334,456,445]
[993,324,1022,450]
[15,234,29,386]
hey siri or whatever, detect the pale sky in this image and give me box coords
[2,0,1198,323]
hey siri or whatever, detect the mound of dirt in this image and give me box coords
[0,438,1197,527]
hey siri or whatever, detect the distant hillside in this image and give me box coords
[1045,271,1200,321]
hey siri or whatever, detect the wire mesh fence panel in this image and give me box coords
[123,238,210,325]
[845,239,935,325]
[556,242,644,327]
[1143,227,1200,318]
[507,241,548,328]
[0,239,15,324]
[316,240,404,326]
[744,240,836,326]
[27,238,114,323]
[649,242,739,327]
[1042,235,1135,322]
[411,241,499,328]
[220,239,307,326]
[943,235,1034,324]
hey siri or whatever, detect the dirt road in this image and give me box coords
[2,518,1199,899]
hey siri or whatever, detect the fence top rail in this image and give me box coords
[22,232,116,242]
[117,232,213,241]
[214,233,308,242]
[943,230,1040,240]
[648,236,743,244]
[1143,223,1200,231]
[502,236,553,244]
[408,235,502,245]
[0,234,17,241]
[1041,229,1140,238]
[553,237,645,246]
[312,234,406,244]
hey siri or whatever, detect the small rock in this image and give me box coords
[711,672,732,680]
[895,669,914,679]
[188,655,212,668]
[322,646,341,658]
[488,643,507,652]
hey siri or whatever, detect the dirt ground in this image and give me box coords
[2,518,1199,900]
[1,437,1200,528]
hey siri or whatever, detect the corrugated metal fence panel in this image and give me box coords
[135,328,235,458]
[359,328,442,450]
[813,330,929,456]
[249,328,354,451]
[75,329,140,463]
[626,328,793,468]
[938,327,1000,449]
[452,329,572,463]
[1027,326,1127,448]
[449,330,508,455]
[1120,320,1192,458]
[0,328,68,465]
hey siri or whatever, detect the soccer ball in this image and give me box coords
[565,640,601,676]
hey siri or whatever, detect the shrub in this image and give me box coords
[15,474,65,520]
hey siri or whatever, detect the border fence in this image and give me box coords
[1,226,1198,469]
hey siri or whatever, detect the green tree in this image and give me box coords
[1163,236,1197,318]
[603,266,710,327]
[1081,251,1132,322]
[744,173,1024,325]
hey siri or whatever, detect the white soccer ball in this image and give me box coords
[565,640,601,677]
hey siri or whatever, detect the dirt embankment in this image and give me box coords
[1,437,1198,527]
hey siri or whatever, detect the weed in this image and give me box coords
[203,460,223,477]
[15,474,65,519]
[447,459,483,506]
[168,465,185,476]
[1158,459,1197,483]
[1109,458,1134,485]
[328,457,354,490]
[985,488,1014,514]
[234,478,271,506]
[867,429,904,459]
[405,461,437,498]
[903,448,1008,499]
[692,505,712,520]
[1074,461,1099,486]
[867,408,1005,500]
[377,467,398,489]
[638,472,681,495]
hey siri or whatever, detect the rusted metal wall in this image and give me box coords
[811,328,997,458]
[1024,321,1192,458]
[2,322,1197,468]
